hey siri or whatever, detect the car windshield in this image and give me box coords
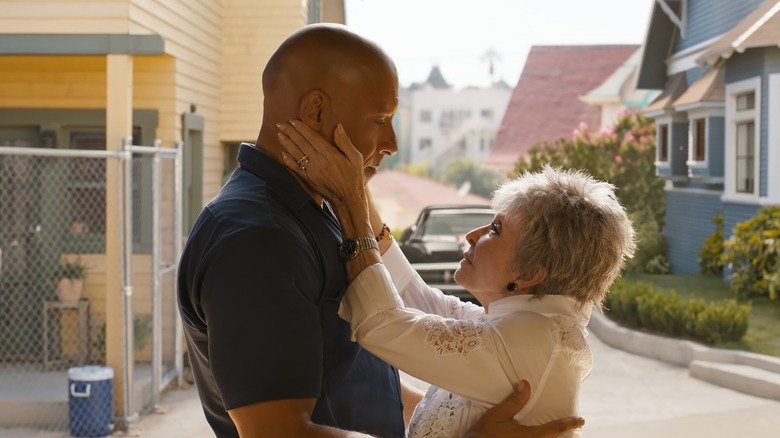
[419,211,494,242]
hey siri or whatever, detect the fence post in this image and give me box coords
[151,140,162,406]
[121,137,136,427]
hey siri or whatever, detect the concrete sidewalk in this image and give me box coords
[4,325,780,437]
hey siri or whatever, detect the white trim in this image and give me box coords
[666,186,723,196]
[721,194,780,206]
[769,73,780,201]
[675,102,725,112]
[667,35,724,75]
[733,2,780,51]
[686,116,707,167]
[724,76,761,198]
[684,108,724,169]
[657,0,687,39]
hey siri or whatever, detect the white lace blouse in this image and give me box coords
[338,242,593,438]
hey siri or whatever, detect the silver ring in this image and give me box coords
[296,155,309,171]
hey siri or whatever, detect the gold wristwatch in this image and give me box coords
[339,236,380,261]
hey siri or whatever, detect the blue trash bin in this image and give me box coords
[68,366,114,437]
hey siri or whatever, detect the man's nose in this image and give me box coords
[379,125,398,156]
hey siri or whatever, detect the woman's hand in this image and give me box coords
[277,120,365,207]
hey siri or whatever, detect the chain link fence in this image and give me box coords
[0,140,182,433]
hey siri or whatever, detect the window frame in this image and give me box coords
[724,76,761,200]
[656,123,670,164]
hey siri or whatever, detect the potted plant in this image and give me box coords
[55,257,87,302]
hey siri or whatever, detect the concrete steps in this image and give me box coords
[589,311,780,403]
[690,360,780,401]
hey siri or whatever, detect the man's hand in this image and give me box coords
[463,381,585,438]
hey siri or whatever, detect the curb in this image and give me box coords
[588,311,780,402]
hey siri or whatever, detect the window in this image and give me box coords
[737,92,755,111]
[726,80,759,198]
[420,110,432,122]
[66,127,149,252]
[481,109,493,119]
[68,132,107,236]
[693,118,706,161]
[658,124,669,162]
[735,121,755,193]
[419,138,432,150]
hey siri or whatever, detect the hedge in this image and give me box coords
[604,279,750,345]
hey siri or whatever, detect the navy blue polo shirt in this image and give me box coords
[178,144,405,437]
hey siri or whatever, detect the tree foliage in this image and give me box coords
[723,206,780,300]
[438,157,504,198]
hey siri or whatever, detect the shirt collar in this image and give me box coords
[236,143,314,212]
[486,294,592,329]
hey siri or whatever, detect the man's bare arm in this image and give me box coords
[228,398,373,438]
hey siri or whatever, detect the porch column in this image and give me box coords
[106,54,133,424]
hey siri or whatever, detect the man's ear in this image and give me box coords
[299,89,330,129]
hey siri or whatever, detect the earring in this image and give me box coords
[506,282,518,294]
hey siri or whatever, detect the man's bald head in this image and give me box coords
[257,23,399,186]
[262,23,396,116]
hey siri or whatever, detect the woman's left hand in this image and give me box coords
[277,120,365,206]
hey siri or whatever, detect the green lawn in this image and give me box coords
[622,273,780,357]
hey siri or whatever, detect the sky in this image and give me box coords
[344,0,656,89]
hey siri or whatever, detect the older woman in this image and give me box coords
[277,121,635,438]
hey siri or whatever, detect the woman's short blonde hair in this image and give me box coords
[491,166,636,309]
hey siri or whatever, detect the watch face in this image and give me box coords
[339,239,358,261]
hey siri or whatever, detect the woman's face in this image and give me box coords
[455,210,521,307]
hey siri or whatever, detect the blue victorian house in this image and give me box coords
[639,0,780,274]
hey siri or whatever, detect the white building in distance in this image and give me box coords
[406,66,512,170]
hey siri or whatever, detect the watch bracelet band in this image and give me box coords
[353,236,379,254]
[375,223,392,242]
[340,236,380,261]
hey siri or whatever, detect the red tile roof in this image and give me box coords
[485,45,639,173]
[368,170,490,214]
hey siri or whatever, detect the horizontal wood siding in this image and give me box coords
[0,1,131,33]
[723,202,760,240]
[664,189,723,274]
[675,0,764,53]
[0,56,175,125]
[220,0,308,144]
[129,0,223,203]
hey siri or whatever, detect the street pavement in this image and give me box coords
[3,331,780,437]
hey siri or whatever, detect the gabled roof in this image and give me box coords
[484,45,638,173]
[673,66,725,110]
[636,1,680,90]
[368,170,490,214]
[643,72,688,115]
[697,0,780,65]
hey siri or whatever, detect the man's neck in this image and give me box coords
[254,139,325,206]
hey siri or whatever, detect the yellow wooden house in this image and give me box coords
[0,0,344,429]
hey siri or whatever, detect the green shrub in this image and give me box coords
[645,254,670,275]
[604,279,650,327]
[698,211,724,275]
[605,279,751,345]
[723,207,780,299]
[693,300,750,344]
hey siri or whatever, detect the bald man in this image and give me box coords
[178,24,582,438]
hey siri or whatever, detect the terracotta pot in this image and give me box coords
[56,278,84,302]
